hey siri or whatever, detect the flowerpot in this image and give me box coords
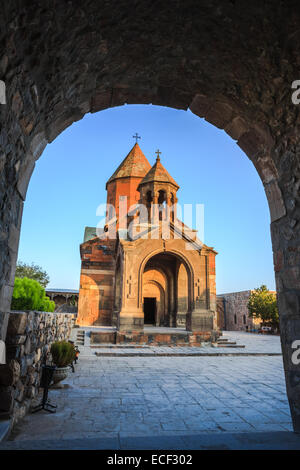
[52,366,69,384]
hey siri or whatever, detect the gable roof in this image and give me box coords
[106,143,151,188]
[121,220,203,251]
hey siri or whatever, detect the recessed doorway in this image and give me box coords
[144,297,156,325]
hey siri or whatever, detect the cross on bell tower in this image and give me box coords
[133,133,141,144]
[155,149,161,161]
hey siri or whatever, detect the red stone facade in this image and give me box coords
[77,143,218,335]
[77,238,116,326]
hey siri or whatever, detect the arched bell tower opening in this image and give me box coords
[138,151,179,225]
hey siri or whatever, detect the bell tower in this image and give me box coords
[138,150,179,224]
[105,140,151,230]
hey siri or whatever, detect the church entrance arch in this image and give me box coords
[141,251,192,328]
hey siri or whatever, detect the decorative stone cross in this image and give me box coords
[133,133,141,143]
[155,149,161,161]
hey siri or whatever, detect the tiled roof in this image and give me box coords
[138,156,179,189]
[106,143,151,187]
[46,288,79,294]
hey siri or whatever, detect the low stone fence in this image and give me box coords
[90,329,219,346]
[0,311,75,426]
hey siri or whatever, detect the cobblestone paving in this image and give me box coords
[8,332,291,445]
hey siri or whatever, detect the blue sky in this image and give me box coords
[18,105,275,293]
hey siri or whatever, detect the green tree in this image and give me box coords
[11,277,55,312]
[15,261,50,288]
[247,285,279,329]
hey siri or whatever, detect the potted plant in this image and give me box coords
[50,341,76,384]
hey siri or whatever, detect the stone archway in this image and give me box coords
[143,280,165,326]
[177,262,189,328]
[141,251,193,329]
[0,1,300,431]
[143,268,167,326]
[113,256,122,327]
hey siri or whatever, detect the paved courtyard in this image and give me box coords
[4,331,295,450]
[82,329,283,356]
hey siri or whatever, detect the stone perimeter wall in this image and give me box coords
[0,311,75,426]
[217,291,262,332]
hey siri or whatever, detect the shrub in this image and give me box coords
[11,277,55,312]
[50,341,76,367]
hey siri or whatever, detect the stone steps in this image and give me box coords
[75,330,85,346]
[217,341,237,345]
[216,337,245,348]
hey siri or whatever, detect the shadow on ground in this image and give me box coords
[0,431,300,450]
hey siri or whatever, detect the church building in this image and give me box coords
[77,141,218,340]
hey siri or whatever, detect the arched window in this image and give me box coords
[146,191,152,221]
[158,190,166,221]
[170,193,175,222]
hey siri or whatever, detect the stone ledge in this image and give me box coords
[94,351,283,357]
[90,329,220,346]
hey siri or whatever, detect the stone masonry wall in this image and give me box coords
[0,311,75,426]
[77,238,116,326]
[216,297,225,330]
[217,291,260,332]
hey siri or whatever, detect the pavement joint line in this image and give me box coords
[94,352,283,357]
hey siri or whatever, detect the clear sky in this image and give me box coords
[17,104,275,293]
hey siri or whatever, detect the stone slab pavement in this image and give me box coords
[77,330,283,357]
[0,331,296,450]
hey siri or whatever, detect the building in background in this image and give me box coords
[217,290,275,332]
[46,288,79,313]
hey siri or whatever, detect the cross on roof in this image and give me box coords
[133,133,141,143]
[155,149,162,161]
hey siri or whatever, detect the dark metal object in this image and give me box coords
[31,365,57,413]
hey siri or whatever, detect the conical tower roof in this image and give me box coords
[138,153,179,189]
[106,143,151,188]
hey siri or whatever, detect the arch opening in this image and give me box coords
[142,251,192,329]
[0,1,298,429]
